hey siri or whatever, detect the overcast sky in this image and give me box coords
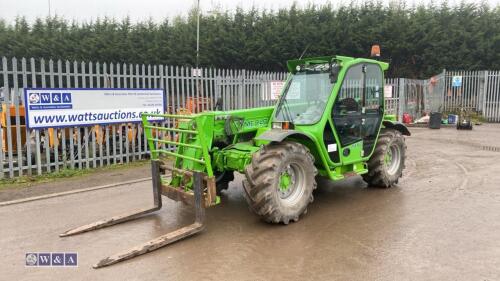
[1,0,499,24]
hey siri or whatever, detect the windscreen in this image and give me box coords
[274,68,335,125]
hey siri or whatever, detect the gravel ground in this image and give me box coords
[0,124,499,280]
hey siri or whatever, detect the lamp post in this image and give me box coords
[196,0,200,70]
[195,0,202,105]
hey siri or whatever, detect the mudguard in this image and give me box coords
[255,129,312,142]
[382,120,411,136]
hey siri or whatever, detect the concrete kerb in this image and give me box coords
[0,177,152,207]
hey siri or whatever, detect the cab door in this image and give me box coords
[361,64,385,155]
[331,63,384,163]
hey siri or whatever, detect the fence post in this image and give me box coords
[239,69,245,109]
[480,70,488,118]
[0,72,4,179]
[422,78,428,114]
[398,78,405,122]
[440,69,446,113]
[2,57,14,178]
[215,75,221,110]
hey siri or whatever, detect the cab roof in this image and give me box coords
[286,55,389,73]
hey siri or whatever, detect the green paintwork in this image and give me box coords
[385,148,393,166]
[256,55,389,180]
[279,171,292,191]
[212,141,260,173]
[383,114,397,122]
[142,55,402,206]
[142,107,273,190]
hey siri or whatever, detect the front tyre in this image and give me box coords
[243,141,317,224]
[363,129,406,188]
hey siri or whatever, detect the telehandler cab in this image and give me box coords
[61,54,410,268]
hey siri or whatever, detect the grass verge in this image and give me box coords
[0,160,150,190]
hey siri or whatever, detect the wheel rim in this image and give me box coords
[278,163,306,206]
[385,143,401,176]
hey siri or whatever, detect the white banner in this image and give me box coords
[24,88,165,129]
[384,85,393,98]
[270,81,285,100]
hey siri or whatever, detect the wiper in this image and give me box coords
[281,98,294,123]
[275,97,293,123]
[275,82,292,121]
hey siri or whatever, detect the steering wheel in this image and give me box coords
[337,97,360,113]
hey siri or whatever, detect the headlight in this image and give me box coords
[272,122,282,129]
[272,122,292,130]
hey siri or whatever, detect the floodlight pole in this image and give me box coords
[195,0,202,98]
[196,0,200,70]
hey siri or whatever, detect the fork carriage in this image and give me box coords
[60,113,219,268]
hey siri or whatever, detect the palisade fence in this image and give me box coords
[0,57,287,178]
[443,70,500,122]
[1,56,499,178]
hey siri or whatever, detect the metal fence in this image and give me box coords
[0,57,286,178]
[443,70,500,122]
[1,56,500,178]
[216,71,287,110]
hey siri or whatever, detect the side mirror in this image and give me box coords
[330,63,340,84]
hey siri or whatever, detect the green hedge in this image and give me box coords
[0,1,498,78]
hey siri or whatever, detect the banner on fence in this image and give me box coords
[270,81,285,100]
[24,88,165,129]
[384,85,393,98]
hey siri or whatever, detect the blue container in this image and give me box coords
[448,114,458,124]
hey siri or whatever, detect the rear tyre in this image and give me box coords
[243,141,317,224]
[363,129,406,188]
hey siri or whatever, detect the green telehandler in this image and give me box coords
[60,54,410,268]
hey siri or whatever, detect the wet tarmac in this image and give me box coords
[1,125,500,280]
